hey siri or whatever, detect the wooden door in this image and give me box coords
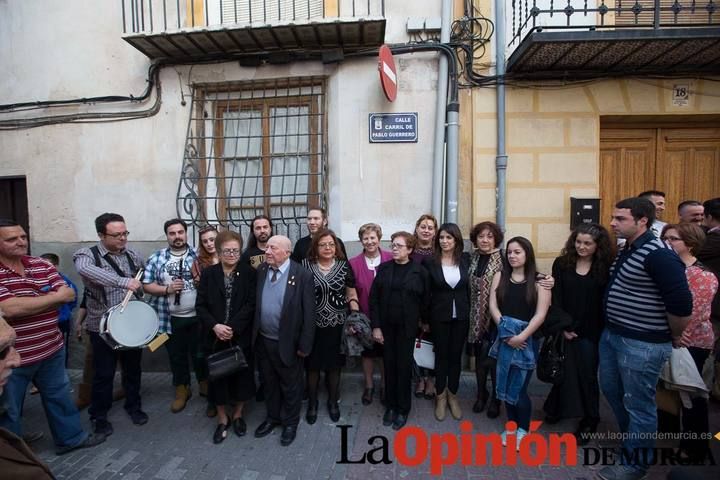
[0,177,30,248]
[599,128,657,229]
[600,126,720,231]
[657,128,720,223]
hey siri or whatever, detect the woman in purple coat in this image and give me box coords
[349,223,393,405]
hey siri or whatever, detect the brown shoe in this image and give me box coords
[171,385,191,413]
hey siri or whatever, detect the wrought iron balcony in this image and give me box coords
[120,0,386,61]
[507,1,720,78]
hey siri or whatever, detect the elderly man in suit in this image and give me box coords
[253,235,315,446]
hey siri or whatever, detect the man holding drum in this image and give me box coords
[0,219,104,455]
[143,218,206,413]
[74,213,148,438]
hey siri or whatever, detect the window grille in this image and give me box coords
[177,77,327,243]
[220,0,324,24]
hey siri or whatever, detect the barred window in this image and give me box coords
[178,78,326,242]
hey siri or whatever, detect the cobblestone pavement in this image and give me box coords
[18,370,720,479]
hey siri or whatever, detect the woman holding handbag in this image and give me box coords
[410,214,438,399]
[542,224,613,444]
[424,223,470,421]
[370,231,430,430]
[196,230,257,444]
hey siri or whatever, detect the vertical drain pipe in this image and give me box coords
[431,0,452,220]
[494,0,508,231]
[444,0,459,223]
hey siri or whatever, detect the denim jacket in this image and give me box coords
[489,315,537,405]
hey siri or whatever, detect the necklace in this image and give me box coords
[318,260,336,272]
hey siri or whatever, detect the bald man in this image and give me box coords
[252,236,316,446]
[0,315,54,479]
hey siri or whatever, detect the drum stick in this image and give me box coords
[119,269,144,313]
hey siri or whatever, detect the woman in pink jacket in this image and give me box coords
[349,223,392,406]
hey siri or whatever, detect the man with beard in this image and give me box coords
[241,215,273,270]
[291,207,347,262]
[143,219,205,413]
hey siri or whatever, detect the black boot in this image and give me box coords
[486,396,501,419]
[473,389,489,413]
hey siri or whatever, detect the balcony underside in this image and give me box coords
[508,28,720,79]
[123,17,386,61]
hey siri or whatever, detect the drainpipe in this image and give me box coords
[443,0,459,224]
[431,0,452,220]
[494,0,508,232]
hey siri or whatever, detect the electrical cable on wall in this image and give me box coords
[2,0,717,129]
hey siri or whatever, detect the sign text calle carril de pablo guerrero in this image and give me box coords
[369,113,418,143]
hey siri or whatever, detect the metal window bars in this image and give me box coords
[121,0,385,34]
[510,0,718,47]
[177,77,327,243]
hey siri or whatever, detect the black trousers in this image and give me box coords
[383,322,415,415]
[256,337,303,427]
[433,319,468,394]
[679,346,711,461]
[88,332,142,421]
[165,316,206,386]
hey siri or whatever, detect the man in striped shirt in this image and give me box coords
[0,219,105,455]
[598,198,692,480]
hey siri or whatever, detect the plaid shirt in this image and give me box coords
[142,247,199,334]
[73,244,144,333]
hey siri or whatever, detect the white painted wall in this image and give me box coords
[0,0,443,245]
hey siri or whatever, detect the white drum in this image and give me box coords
[99,300,159,350]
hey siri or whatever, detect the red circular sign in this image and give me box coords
[378,45,397,102]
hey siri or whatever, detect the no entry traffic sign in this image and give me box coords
[378,45,397,102]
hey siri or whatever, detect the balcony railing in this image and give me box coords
[121,0,385,34]
[510,0,719,47]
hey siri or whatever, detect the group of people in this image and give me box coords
[0,193,718,480]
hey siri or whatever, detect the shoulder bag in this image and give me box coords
[536,333,565,385]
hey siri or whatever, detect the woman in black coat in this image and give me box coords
[369,231,430,431]
[196,231,257,444]
[542,224,613,444]
[423,223,470,421]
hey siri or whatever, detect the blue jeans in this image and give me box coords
[598,329,671,473]
[0,347,88,448]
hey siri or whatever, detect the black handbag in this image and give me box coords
[207,342,248,382]
[537,333,565,385]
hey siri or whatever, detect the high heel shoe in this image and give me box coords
[213,423,230,444]
[328,400,340,422]
[414,378,426,398]
[306,400,318,425]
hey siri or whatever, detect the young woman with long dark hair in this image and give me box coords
[489,236,550,446]
[542,223,614,443]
